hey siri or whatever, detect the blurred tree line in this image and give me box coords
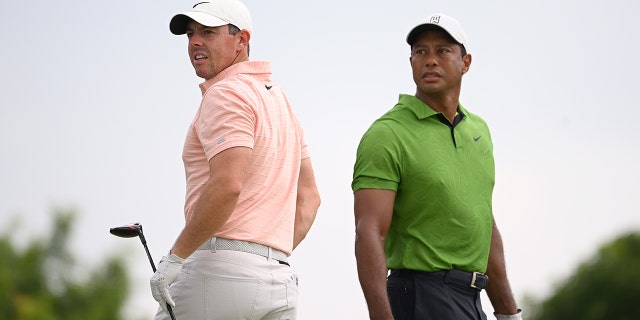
[1,209,638,319]
[0,210,131,320]
[524,231,640,319]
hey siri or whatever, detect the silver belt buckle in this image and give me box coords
[470,272,482,289]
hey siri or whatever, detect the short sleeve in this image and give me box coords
[351,121,401,192]
[197,84,255,161]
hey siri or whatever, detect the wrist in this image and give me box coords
[494,309,522,320]
[167,253,185,263]
[168,249,186,261]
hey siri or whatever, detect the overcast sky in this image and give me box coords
[1,0,639,319]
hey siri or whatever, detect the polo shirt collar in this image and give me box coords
[199,60,272,95]
[398,94,468,120]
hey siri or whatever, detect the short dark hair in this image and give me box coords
[459,44,467,57]
[228,24,241,35]
[228,24,250,56]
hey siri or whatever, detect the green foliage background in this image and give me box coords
[524,232,640,319]
[2,209,638,320]
[0,210,130,320]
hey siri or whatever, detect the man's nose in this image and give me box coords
[423,52,438,66]
[189,33,203,46]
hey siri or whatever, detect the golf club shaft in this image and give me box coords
[138,233,157,272]
[138,232,177,320]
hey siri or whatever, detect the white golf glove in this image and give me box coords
[495,309,523,320]
[150,254,185,312]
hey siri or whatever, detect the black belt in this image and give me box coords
[390,269,488,290]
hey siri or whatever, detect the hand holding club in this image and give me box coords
[150,254,185,313]
[109,223,178,320]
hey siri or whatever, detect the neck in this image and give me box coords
[230,50,249,65]
[415,91,460,122]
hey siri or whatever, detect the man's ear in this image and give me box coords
[238,29,251,51]
[462,53,472,74]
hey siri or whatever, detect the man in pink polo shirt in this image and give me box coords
[149,1,321,319]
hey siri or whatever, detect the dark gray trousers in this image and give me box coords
[387,270,487,320]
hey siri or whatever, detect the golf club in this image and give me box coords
[110,222,177,320]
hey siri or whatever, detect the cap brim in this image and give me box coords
[170,12,228,35]
[406,24,451,46]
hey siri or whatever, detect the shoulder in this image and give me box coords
[203,76,261,109]
[460,106,490,129]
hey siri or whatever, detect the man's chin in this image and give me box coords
[195,69,214,80]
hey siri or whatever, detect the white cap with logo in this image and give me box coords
[406,13,469,51]
[170,0,252,35]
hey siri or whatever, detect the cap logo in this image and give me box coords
[193,1,209,8]
[429,15,441,24]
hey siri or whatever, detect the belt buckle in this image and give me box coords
[470,272,483,289]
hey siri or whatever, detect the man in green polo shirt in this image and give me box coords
[352,13,522,320]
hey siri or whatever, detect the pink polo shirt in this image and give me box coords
[182,61,309,255]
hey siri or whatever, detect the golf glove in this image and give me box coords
[150,253,185,312]
[495,309,523,320]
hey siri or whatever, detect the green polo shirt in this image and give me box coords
[352,94,495,273]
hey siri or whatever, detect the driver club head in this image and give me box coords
[109,222,142,238]
[108,222,173,319]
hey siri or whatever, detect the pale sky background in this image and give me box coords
[1,0,639,319]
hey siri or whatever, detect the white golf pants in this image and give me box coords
[154,248,298,320]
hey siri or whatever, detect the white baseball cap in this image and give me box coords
[170,0,252,35]
[406,13,469,51]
